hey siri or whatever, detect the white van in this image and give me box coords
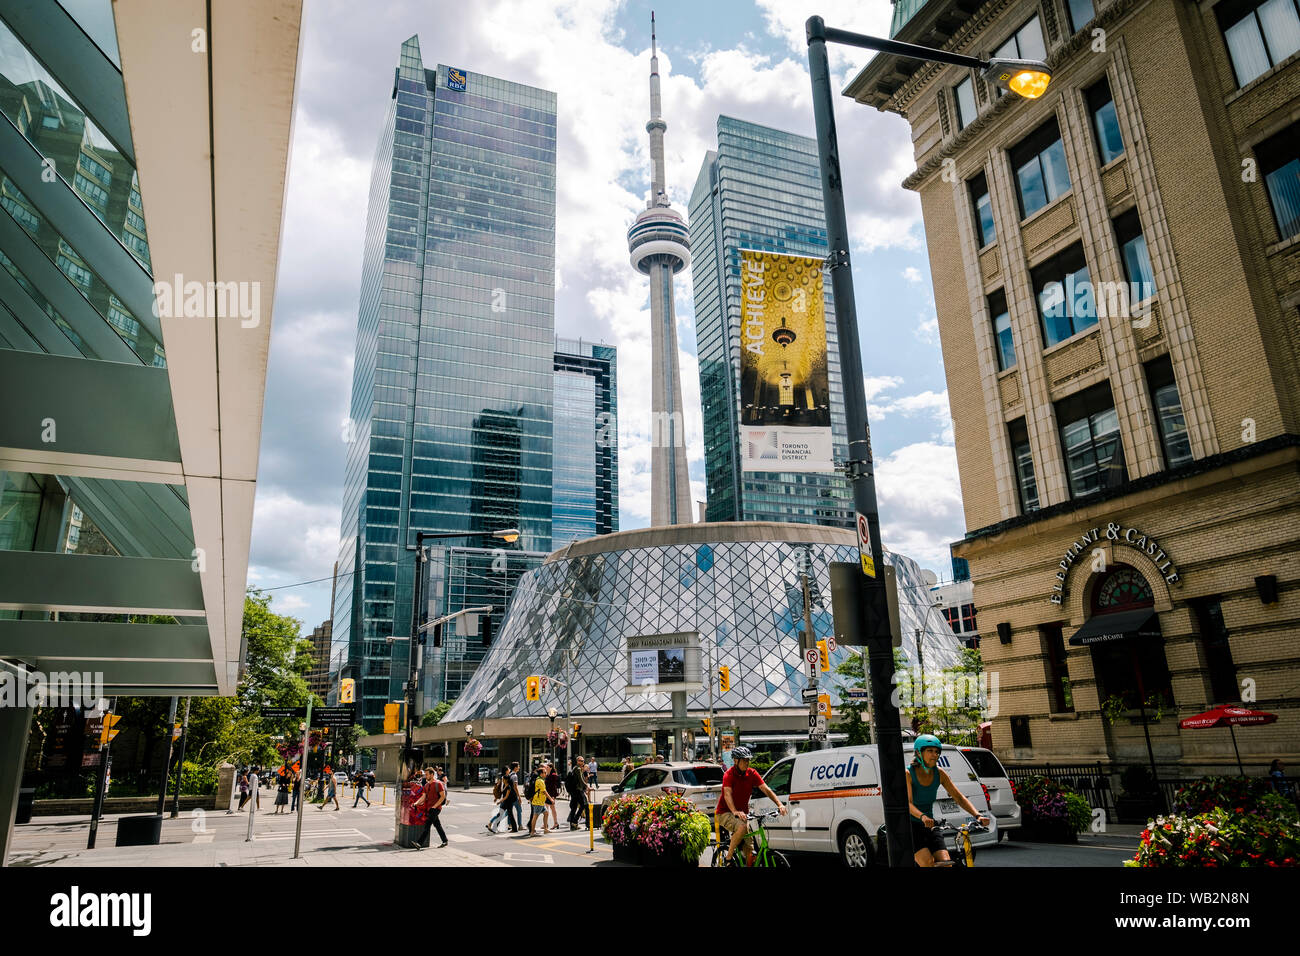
[749,744,998,867]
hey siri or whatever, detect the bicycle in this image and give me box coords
[930,818,989,867]
[710,809,790,868]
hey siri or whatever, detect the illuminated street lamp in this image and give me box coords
[803,16,1049,869]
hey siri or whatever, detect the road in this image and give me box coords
[10,786,1142,867]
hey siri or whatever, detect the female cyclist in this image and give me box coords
[907,734,989,867]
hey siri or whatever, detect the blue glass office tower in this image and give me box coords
[552,338,618,545]
[688,117,853,528]
[334,39,557,724]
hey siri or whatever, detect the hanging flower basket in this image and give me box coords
[463,737,482,757]
[546,730,567,750]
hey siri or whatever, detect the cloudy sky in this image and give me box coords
[248,0,963,628]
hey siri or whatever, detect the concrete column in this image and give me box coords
[0,661,36,866]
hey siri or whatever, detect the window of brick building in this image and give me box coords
[1067,0,1097,32]
[1086,77,1124,165]
[990,288,1015,370]
[1008,417,1040,513]
[1011,118,1072,218]
[1010,715,1032,748]
[969,171,996,247]
[1033,242,1095,345]
[1145,355,1194,469]
[1115,208,1156,303]
[1192,598,1240,703]
[1056,381,1126,497]
[1218,0,1300,88]
[1041,623,1074,712]
[954,75,977,129]
[1255,121,1300,241]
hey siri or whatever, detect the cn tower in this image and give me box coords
[628,12,693,526]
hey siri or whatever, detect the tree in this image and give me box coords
[831,652,872,746]
[419,699,455,728]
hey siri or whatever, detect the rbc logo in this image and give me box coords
[448,68,467,91]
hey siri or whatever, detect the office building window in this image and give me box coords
[1067,0,1097,31]
[1041,624,1074,713]
[969,171,996,247]
[1218,0,1300,87]
[1145,356,1194,468]
[961,603,977,632]
[1033,243,1096,346]
[942,607,961,634]
[1010,118,1072,218]
[1192,599,1239,703]
[994,16,1048,97]
[1114,208,1156,302]
[1255,122,1300,241]
[1086,77,1125,165]
[989,289,1015,370]
[1056,382,1125,497]
[1008,417,1040,513]
[954,76,977,129]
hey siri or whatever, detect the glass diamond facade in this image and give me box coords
[689,116,853,528]
[334,37,557,725]
[446,526,963,723]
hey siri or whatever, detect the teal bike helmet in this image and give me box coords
[913,733,943,754]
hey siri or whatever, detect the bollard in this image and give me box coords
[588,802,594,852]
[381,786,387,806]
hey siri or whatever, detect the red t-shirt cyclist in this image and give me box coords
[716,747,786,865]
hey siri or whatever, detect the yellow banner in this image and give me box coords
[739,250,834,473]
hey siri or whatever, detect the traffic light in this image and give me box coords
[701,718,711,734]
[571,722,582,736]
[817,639,830,672]
[100,713,122,745]
[525,675,540,701]
[718,666,730,693]
[383,702,400,734]
[340,678,355,703]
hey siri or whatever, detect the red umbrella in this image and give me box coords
[1178,706,1278,774]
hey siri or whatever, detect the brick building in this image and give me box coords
[847,0,1299,775]
[307,620,332,702]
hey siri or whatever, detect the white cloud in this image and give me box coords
[902,266,922,283]
[875,441,964,569]
[915,314,940,346]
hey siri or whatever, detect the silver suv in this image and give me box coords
[597,762,725,825]
[958,746,1020,838]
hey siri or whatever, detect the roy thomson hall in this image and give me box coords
[847,0,1299,775]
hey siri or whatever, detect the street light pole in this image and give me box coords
[804,15,1051,867]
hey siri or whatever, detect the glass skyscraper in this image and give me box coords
[552,338,618,545]
[334,38,557,724]
[689,116,853,528]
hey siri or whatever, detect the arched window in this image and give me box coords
[1087,565,1174,710]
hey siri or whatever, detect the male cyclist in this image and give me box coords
[715,746,787,866]
[907,734,989,867]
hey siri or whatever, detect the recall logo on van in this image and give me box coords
[809,756,860,781]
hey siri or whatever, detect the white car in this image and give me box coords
[333,771,350,786]
[957,746,1021,838]
[749,744,997,867]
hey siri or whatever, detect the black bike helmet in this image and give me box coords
[731,745,754,761]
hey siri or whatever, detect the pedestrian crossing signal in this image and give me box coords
[525,675,540,701]
[383,702,400,734]
[718,666,730,693]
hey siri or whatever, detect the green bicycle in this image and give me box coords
[710,808,790,868]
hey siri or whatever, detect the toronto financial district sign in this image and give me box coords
[1049,521,1180,605]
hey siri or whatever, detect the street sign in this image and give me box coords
[845,687,869,700]
[314,707,356,726]
[817,694,831,718]
[826,634,837,652]
[806,715,827,733]
[808,733,828,741]
[856,513,876,578]
[262,707,307,720]
[800,687,818,703]
[803,649,819,664]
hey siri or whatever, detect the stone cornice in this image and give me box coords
[897,0,1146,191]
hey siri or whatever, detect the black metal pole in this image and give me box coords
[807,15,911,868]
[170,697,190,817]
[86,697,116,849]
[155,696,178,817]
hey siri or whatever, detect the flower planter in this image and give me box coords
[1018,819,1078,843]
[638,845,698,868]
[611,842,639,864]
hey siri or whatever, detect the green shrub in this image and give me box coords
[1171,776,1298,820]
[1064,792,1093,833]
[179,761,218,795]
[1015,774,1092,832]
